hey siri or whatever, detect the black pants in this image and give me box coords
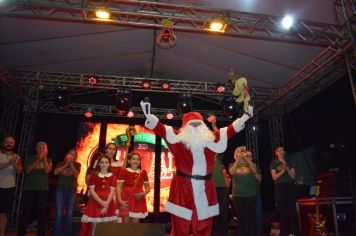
[232,196,257,236]
[275,183,300,236]
[18,190,48,236]
[212,187,229,236]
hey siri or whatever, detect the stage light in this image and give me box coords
[84,107,93,118]
[142,80,151,89]
[166,112,174,120]
[222,96,239,119]
[281,15,294,30]
[161,81,170,91]
[53,86,71,111]
[115,87,131,113]
[95,9,111,19]
[126,110,134,118]
[177,94,192,114]
[88,76,98,86]
[252,125,257,131]
[204,16,228,33]
[215,84,226,94]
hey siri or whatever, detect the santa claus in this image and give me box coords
[140,100,253,236]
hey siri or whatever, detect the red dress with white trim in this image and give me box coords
[111,161,122,178]
[118,168,149,218]
[81,172,118,223]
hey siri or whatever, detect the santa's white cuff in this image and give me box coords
[232,118,245,132]
[144,114,159,130]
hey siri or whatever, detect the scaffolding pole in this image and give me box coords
[10,86,40,227]
[269,116,285,157]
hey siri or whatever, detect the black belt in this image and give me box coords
[176,170,212,180]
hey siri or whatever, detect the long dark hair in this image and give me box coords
[95,155,112,173]
[105,143,118,161]
[126,152,141,170]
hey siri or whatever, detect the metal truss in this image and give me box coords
[245,117,259,166]
[269,116,285,154]
[333,0,356,29]
[11,87,40,227]
[344,53,356,106]
[256,42,353,116]
[0,0,347,47]
[0,98,21,138]
[38,101,231,121]
[11,69,273,105]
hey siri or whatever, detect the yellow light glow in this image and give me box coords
[95,10,110,19]
[210,22,223,31]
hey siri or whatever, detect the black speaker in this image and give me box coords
[95,223,166,236]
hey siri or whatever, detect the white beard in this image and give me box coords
[177,123,215,151]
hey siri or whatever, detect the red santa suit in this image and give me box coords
[143,109,252,236]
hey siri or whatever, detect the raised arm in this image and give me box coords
[227,106,253,138]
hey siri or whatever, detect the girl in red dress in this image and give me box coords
[105,143,122,178]
[80,155,118,236]
[117,152,150,223]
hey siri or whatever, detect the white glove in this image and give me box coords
[233,106,253,132]
[140,100,151,118]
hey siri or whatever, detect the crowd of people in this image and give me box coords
[0,100,300,236]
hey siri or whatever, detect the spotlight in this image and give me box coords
[142,80,151,89]
[95,9,111,19]
[166,112,174,120]
[204,16,228,33]
[53,86,71,111]
[177,94,192,114]
[161,81,170,91]
[88,76,98,86]
[115,87,131,113]
[84,107,93,118]
[222,96,239,119]
[127,110,134,118]
[215,84,226,94]
[281,15,294,30]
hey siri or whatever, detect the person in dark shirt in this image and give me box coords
[53,148,81,236]
[270,146,299,236]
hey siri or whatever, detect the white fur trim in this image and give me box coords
[81,215,118,223]
[128,212,148,218]
[206,127,228,154]
[232,118,245,132]
[190,147,219,220]
[165,125,180,144]
[191,178,220,220]
[144,115,159,130]
[165,201,193,220]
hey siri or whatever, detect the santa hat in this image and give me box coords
[182,112,203,127]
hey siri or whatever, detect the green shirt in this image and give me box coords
[57,162,81,189]
[270,159,295,184]
[212,155,227,188]
[230,162,259,197]
[23,155,52,191]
